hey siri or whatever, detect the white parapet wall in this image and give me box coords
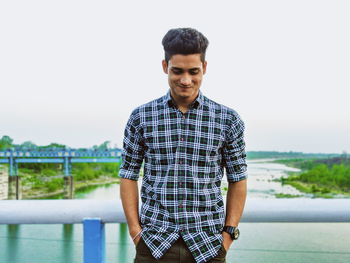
[0,166,8,200]
[1,199,350,224]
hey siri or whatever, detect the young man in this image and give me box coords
[120,28,247,263]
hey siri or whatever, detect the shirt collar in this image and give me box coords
[163,90,204,109]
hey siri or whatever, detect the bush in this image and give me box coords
[46,178,63,193]
[295,163,350,192]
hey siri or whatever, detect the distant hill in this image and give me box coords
[246,151,340,160]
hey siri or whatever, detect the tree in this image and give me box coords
[341,151,348,159]
[20,141,37,149]
[97,141,111,150]
[0,135,14,150]
[40,143,66,150]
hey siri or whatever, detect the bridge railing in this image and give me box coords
[1,198,350,263]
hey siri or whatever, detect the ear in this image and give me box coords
[202,61,207,75]
[162,60,168,74]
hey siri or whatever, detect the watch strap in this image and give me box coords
[223,226,239,240]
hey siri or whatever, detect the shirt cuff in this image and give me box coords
[118,169,140,181]
[226,171,248,183]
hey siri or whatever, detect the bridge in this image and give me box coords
[0,149,122,199]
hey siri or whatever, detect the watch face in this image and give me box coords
[223,226,240,240]
[233,228,240,240]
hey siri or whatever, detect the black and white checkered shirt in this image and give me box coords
[119,90,247,263]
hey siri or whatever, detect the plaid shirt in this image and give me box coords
[119,90,247,263]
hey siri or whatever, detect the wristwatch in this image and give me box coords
[222,226,240,240]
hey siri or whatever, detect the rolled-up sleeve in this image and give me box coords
[223,114,248,182]
[118,111,144,181]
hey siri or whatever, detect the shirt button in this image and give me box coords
[180,137,184,141]
[179,160,183,164]
[179,182,183,186]
[179,204,183,208]
[182,116,186,119]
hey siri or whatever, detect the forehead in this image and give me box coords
[168,54,203,69]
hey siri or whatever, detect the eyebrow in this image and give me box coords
[171,67,201,71]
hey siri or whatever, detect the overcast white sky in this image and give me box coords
[1,0,349,153]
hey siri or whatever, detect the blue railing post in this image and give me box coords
[83,218,106,263]
[9,155,14,177]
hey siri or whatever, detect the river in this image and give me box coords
[1,160,350,263]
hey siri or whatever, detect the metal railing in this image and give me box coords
[1,198,350,263]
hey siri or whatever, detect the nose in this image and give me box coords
[180,74,191,86]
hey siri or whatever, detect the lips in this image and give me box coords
[177,85,191,89]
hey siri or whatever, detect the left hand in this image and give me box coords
[222,231,233,252]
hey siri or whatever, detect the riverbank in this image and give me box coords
[22,176,120,199]
[273,158,350,198]
[281,175,350,198]
[11,161,121,199]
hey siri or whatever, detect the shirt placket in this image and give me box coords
[175,110,188,231]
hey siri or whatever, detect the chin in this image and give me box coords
[179,88,194,94]
[172,86,197,99]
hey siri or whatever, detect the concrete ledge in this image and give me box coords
[0,198,350,224]
[242,198,350,222]
[0,200,125,224]
[0,167,8,200]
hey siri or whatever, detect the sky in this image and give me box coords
[0,0,349,153]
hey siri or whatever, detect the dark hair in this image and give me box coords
[162,28,209,63]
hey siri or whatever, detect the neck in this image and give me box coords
[170,91,199,112]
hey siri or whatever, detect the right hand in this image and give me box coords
[133,234,141,246]
[130,227,142,246]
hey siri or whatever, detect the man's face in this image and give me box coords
[162,54,207,103]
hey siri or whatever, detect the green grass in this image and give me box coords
[274,193,303,198]
[280,176,350,198]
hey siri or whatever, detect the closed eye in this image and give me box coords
[171,68,183,75]
[189,69,200,75]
